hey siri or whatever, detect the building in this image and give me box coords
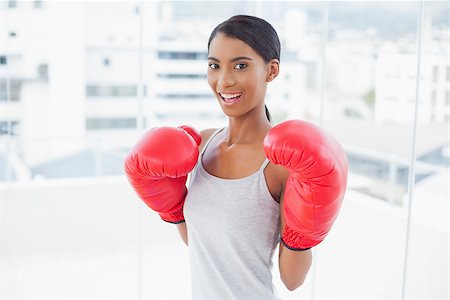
[375,52,449,124]
[0,1,304,178]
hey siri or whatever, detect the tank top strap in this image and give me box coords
[200,127,225,156]
[258,158,271,173]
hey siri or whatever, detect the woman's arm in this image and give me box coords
[268,163,312,290]
[267,163,312,290]
[177,223,188,246]
[278,190,312,291]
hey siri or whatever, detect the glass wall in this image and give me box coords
[321,2,418,299]
[404,1,449,299]
[0,1,448,299]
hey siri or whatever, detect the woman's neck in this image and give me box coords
[225,115,272,146]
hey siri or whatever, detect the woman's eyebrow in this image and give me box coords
[207,56,220,62]
[207,56,253,63]
[230,56,253,63]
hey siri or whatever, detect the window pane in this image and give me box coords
[320,2,429,299]
[86,118,137,130]
[404,2,449,299]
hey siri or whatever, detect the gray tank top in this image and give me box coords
[184,127,281,300]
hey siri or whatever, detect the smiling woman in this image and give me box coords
[206,16,280,123]
[124,14,348,300]
[207,33,277,116]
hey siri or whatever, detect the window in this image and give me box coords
[1,2,448,300]
[157,51,207,60]
[37,63,48,80]
[0,120,20,135]
[8,0,16,8]
[34,0,43,9]
[431,90,437,106]
[86,85,138,97]
[157,93,212,100]
[103,58,110,66]
[157,73,206,79]
[0,79,22,101]
[432,65,438,82]
[86,118,137,130]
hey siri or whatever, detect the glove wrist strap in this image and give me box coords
[159,209,185,224]
[281,224,313,251]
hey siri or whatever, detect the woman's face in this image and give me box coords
[207,33,278,119]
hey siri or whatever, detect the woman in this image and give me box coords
[125,15,347,299]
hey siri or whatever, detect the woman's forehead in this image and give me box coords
[208,34,260,60]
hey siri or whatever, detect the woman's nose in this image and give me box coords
[217,71,236,88]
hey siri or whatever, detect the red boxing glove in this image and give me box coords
[124,125,201,224]
[263,120,348,250]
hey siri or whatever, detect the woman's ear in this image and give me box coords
[266,59,280,82]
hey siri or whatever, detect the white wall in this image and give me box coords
[0,177,447,299]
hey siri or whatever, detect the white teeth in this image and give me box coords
[219,93,242,99]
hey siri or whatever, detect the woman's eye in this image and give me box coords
[208,63,219,70]
[234,63,247,70]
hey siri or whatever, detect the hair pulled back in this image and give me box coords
[208,15,281,122]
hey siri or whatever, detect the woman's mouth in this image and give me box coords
[219,92,243,105]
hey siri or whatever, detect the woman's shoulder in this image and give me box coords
[199,128,219,152]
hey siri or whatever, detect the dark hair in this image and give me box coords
[208,15,281,123]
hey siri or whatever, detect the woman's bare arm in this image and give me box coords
[278,190,312,291]
[177,222,188,246]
